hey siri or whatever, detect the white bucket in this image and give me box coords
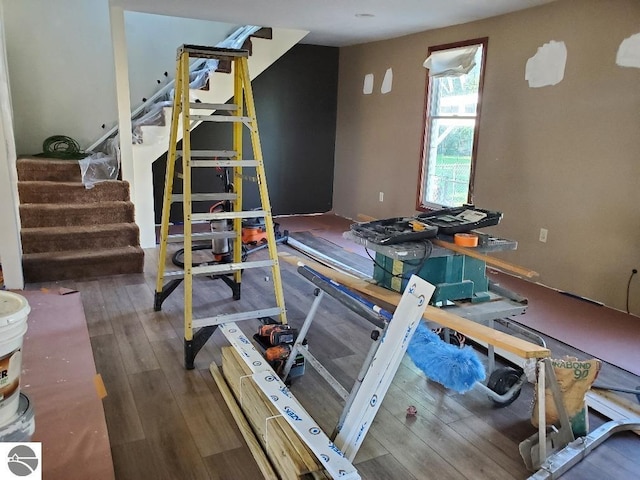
[0,393,35,442]
[0,291,30,427]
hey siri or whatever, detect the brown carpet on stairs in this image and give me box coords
[21,223,140,253]
[17,156,144,282]
[19,202,135,228]
[18,180,130,203]
[17,156,83,182]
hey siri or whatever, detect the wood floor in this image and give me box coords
[49,214,640,480]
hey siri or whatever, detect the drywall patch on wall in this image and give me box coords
[363,73,374,94]
[616,32,640,68]
[525,40,567,88]
[381,68,393,94]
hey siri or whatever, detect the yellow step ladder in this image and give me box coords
[154,45,287,369]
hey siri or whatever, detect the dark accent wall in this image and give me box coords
[153,44,339,224]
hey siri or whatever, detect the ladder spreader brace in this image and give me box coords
[155,44,287,369]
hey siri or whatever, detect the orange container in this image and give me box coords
[454,233,479,247]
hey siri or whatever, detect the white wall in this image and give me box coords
[125,11,237,110]
[0,2,23,289]
[4,0,116,155]
[3,0,235,155]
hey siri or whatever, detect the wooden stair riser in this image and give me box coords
[21,224,140,254]
[16,157,82,182]
[18,180,130,204]
[22,246,145,283]
[19,202,136,228]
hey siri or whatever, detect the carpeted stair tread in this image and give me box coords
[19,201,135,228]
[18,180,130,204]
[21,223,140,254]
[17,156,143,282]
[17,156,82,182]
[23,246,145,282]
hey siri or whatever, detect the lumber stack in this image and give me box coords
[221,347,329,479]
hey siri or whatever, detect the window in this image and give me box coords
[417,38,488,210]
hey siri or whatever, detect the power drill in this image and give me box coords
[256,324,298,374]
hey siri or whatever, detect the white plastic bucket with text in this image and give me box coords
[0,291,30,426]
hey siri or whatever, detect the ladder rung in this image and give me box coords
[191,115,251,123]
[192,210,267,222]
[178,45,249,60]
[163,259,275,279]
[191,160,258,168]
[190,102,238,111]
[192,307,284,328]
[177,150,237,158]
[172,193,238,202]
[167,231,236,243]
[193,259,275,275]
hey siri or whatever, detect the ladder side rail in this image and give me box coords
[155,56,184,297]
[239,57,287,324]
[232,59,244,287]
[180,52,195,344]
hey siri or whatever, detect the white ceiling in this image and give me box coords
[115,0,557,47]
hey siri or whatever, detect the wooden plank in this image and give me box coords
[279,252,550,359]
[124,282,178,342]
[447,416,531,477]
[111,439,167,480]
[355,454,417,480]
[431,238,539,279]
[382,385,521,480]
[586,390,640,436]
[102,277,160,374]
[128,369,211,479]
[79,280,114,337]
[203,446,269,480]
[175,389,245,457]
[367,408,466,480]
[90,334,145,446]
[221,347,327,479]
[209,363,278,480]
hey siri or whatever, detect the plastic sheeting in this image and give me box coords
[79,138,120,189]
[423,45,479,77]
[130,25,260,144]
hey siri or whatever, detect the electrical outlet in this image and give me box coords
[379,192,384,202]
[539,228,548,243]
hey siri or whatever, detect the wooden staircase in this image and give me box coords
[17,157,144,282]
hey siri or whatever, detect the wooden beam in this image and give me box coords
[209,363,279,480]
[431,238,539,279]
[586,390,640,436]
[280,252,550,359]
